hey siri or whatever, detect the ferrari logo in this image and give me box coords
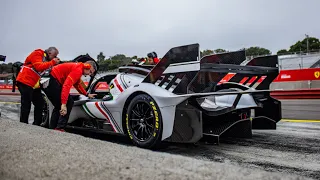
[315,71,320,78]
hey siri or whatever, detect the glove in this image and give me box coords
[87,93,97,99]
[60,104,67,116]
[102,94,113,101]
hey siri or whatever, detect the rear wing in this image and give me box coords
[139,43,279,95]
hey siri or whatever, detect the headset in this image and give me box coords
[43,51,50,61]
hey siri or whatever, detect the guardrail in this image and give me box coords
[1,88,320,100]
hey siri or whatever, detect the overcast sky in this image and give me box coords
[1,0,320,63]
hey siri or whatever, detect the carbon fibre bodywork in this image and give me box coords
[42,43,282,146]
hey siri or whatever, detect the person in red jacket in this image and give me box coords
[16,47,60,125]
[41,61,97,131]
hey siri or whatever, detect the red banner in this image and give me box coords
[274,68,320,82]
[0,85,15,89]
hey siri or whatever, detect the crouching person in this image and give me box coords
[42,61,97,131]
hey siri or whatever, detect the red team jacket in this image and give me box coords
[16,49,57,89]
[50,62,87,104]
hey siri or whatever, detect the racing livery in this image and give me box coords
[40,44,282,149]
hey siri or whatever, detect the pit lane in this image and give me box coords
[0,95,319,179]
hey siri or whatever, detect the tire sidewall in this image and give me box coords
[126,94,163,148]
[40,93,50,128]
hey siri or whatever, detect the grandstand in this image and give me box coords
[278,52,320,70]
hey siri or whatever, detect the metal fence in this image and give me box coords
[278,52,320,70]
[246,50,320,70]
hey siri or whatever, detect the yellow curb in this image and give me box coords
[0,101,21,105]
[281,119,320,123]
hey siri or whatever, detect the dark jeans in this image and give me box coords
[16,82,44,125]
[42,75,74,129]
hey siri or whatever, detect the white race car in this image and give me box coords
[40,43,282,149]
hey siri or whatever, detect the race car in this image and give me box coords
[40,43,282,149]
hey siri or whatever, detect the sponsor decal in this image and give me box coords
[126,113,133,139]
[280,74,291,79]
[315,71,320,79]
[150,101,159,137]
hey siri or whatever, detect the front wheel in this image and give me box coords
[125,94,163,149]
[40,93,50,128]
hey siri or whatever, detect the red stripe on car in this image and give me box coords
[114,78,123,92]
[95,102,117,132]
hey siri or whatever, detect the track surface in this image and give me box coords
[1,119,309,180]
[281,99,320,120]
[0,95,319,179]
[161,122,320,179]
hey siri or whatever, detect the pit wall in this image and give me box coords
[270,68,320,90]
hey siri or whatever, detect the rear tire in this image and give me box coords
[125,94,163,149]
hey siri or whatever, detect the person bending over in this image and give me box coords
[42,61,97,131]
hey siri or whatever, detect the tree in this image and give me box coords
[0,62,13,73]
[289,37,320,53]
[200,48,228,57]
[245,47,271,56]
[214,48,227,54]
[277,49,288,55]
[132,55,138,59]
[97,52,105,63]
[110,54,126,61]
[200,49,214,58]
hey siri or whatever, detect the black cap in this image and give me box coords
[147,52,157,58]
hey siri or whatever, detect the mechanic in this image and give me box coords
[41,61,97,131]
[16,47,60,125]
[147,52,160,65]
